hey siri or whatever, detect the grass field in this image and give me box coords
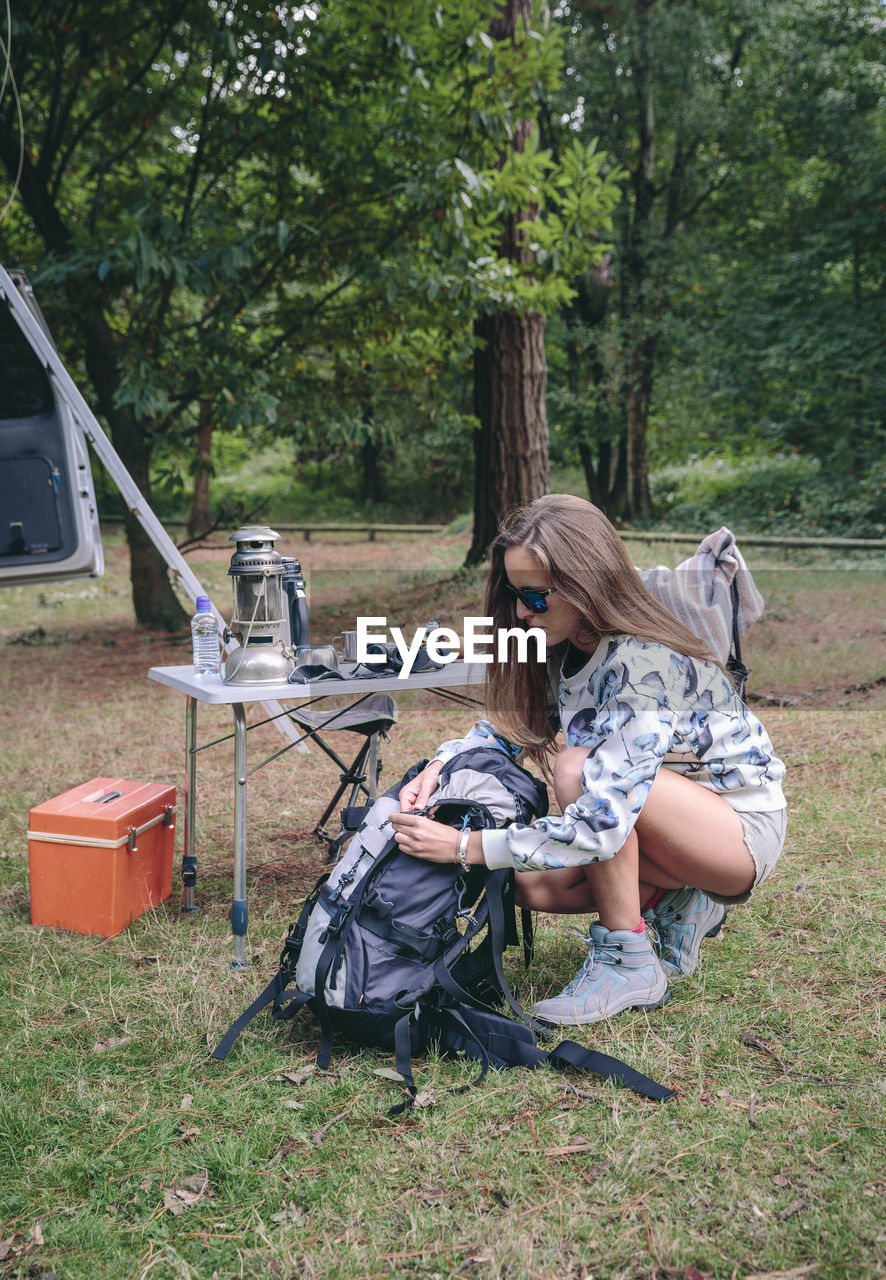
[0,530,884,1280]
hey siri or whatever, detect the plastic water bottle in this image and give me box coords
[191,596,220,676]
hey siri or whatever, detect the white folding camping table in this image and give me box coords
[148,662,486,966]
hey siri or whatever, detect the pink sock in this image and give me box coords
[631,921,646,934]
[645,888,667,911]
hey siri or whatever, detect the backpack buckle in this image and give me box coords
[279,924,303,971]
[363,889,393,918]
[320,905,351,942]
[433,916,458,947]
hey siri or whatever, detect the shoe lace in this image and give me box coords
[559,927,622,994]
[650,899,684,928]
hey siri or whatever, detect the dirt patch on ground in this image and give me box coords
[744,586,885,707]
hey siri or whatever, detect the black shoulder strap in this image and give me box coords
[726,576,751,698]
[548,1039,675,1102]
[427,1002,675,1103]
[210,890,321,1061]
[483,871,553,1036]
[388,1005,493,1117]
[211,969,294,1061]
[521,907,535,968]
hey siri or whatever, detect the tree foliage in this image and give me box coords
[545,0,886,524]
[0,0,620,619]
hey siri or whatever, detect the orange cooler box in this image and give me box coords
[28,777,176,937]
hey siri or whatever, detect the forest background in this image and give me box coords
[0,0,884,628]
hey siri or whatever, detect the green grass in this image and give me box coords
[0,535,884,1279]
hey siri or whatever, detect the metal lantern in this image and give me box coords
[222,525,294,684]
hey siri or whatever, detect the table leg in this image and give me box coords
[181,695,199,912]
[231,702,250,969]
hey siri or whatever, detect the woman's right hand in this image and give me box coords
[399,758,445,812]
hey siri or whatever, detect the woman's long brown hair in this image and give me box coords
[482,494,721,769]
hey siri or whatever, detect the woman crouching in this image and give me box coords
[390,494,787,1025]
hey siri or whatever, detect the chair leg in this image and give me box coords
[313,738,373,848]
[299,726,392,862]
[367,733,380,801]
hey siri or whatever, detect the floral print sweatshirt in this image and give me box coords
[435,634,787,873]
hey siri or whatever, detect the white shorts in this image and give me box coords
[707,808,788,905]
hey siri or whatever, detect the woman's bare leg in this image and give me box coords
[513,747,755,928]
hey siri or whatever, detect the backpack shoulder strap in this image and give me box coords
[548,1039,676,1102]
[210,881,323,1061]
[422,1003,675,1103]
[210,973,283,1062]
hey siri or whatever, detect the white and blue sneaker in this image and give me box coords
[531,925,670,1026]
[643,887,728,979]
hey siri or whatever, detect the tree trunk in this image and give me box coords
[617,0,657,523]
[625,331,655,520]
[360,437,382,505]
[469,311,550,562]
[608,438,628,522]
[466,0,550,566]
[360,403,383,505]
[187,402,215,539]
[81,300,187,630]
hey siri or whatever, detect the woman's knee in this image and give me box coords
[515,866,596,914]
[552,746,591,809]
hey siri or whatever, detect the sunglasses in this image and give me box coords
[503,580,555,614]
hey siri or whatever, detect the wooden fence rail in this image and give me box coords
[115,521,886,551]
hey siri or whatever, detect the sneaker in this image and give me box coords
[643,887,728,979]
[531,925,670,1026]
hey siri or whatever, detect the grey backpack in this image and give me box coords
[212,748,673,1108]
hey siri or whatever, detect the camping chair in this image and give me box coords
[286,694,398,862]
[639,526,764,697]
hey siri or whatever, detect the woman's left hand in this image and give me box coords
[389,812,460,863]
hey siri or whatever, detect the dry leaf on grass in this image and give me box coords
[92,1035,132,1054]
[0,1225,46,1264]
[373,1068,406,1082]
[311,1111,348,1147]
[741,1266,817,1280]
[270,1201,303,1225]
[163,1170,210,1216]
[279,1100,305,1110]
[179,1093,193,1111]
[276,1066,315,1086]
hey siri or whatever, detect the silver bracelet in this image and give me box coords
[457,828,471,873]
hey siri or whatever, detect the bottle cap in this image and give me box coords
[195,595,211,611]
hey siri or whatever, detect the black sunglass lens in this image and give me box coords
[504,581,550,612]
